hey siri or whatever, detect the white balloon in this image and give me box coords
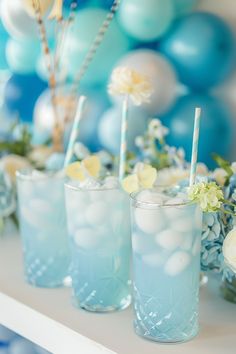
[111,49,178,115]
[23,0,53,17]
[33,88,76,139]
[0,0,38,39]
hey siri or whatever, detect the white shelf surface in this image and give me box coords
[0,236,236,354]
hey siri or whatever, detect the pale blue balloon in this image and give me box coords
[61,8,131,85]
[0,22,9,69]
[6,39,40,74]
[160,12,236,90]
[172,0,198,15]
[161,93,233,168]
[118,0,174,42]
[98,105,148,154]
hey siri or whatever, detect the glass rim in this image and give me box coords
[130,189,192,208]
[64,180,122,192]
[16,168,64,181]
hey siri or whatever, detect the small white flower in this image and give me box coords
[108,66,153,106]
[148,119,169,140]
[156,167,189,187]
[135,136,144,148]
[212,168,228,186]
[188,182,224,212]
[0,154,31,182]
[223,227,236,273]
[231,162,236,174]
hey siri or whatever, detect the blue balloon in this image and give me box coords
[172,0,198,15]
[61,8,131,85]
[161,94,233,168]
[4,74,47,122]
[118,0,174,42]
[98,105,149,154]
[159,12,236,90]
[6,39,40,74]
[75,87,110,151]
[0,22,9,70]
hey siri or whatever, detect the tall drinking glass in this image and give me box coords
[131,190,202,343]
[65,182,131,312]
[17,170,70,287]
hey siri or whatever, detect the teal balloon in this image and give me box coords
[6,39,40,74]
[61,8,131,85]
[118,0,174,42]
[160,12,236,90]
[0,22,9,69]
[172,0,198,15]
[98,105,148,154]
[161,94,233,168]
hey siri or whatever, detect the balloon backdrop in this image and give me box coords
[34,86,109,151]
[4,73,47,122]
[77,88,110,151]
[114,49,178,115]
[61,8,131,86]
[160,12,236,90]
[6,39,40,74]
[0,0,38,39]
[172,0,198,15]
[118,0,174,42]
[162,94,233,168]
[98,105,149,154]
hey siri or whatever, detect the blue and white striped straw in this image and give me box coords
[64,95,87,168]
[189,107,202,187]
[119,96,129,182]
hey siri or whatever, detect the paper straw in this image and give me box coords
[189,107,202,187]
[119,95,129,182]
[64,95,87,168]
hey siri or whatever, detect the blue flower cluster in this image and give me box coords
[201,175,236,283]
[0,168,15,220]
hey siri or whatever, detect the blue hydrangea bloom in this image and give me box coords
[0,168,15,218]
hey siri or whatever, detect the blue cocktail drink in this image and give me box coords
[131,189,202,342]
[17,170,70,288]
[65,182,131,312]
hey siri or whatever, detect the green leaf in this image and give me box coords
[212,153,233,185]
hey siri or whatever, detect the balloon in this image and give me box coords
[161,94,233,168]
[33,87,73,142]
[0,0,38,39]
[172,0,198,15]
[23,0,53,17]
[4,73,47,122]
[34,86,109,151]
[61,8,131,85]
[9,338,36,354]
[118,0,174,42]
[75,89,109,151]
[0,21,9,70]
[113,49,178,115]
[98,105,149,154]
[6,39,40,74]
[159,12,236,90]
